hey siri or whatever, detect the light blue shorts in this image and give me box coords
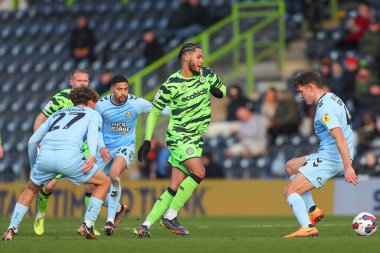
[30,149,99,186]
[96,146,135,176]
[299,154,345,188]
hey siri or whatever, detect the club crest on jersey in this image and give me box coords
[186,148,194,155]
[322,114,330,124]
[126,112,132,118]
[199,76,206,83]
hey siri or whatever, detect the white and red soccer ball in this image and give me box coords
[352,212,378,236]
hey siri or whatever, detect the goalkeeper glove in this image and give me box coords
[138,140,151,162]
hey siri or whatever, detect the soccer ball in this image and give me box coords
[352,212,378,236]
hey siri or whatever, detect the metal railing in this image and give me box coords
[129,1,286,145]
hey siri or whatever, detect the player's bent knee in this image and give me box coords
[190,173,203,184]
[283,185,293,198]
[191,168,206,180]
[169,182,180,192]
[104,176,111,186]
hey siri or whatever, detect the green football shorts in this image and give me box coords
[167,139,204,175]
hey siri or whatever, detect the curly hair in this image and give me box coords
[69,87,99,106]
[293,71,322,88]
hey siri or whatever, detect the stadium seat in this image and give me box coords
[0,0,302,180]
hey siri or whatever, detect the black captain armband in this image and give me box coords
[210,86,223,98]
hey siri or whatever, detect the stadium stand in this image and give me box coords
[4,0,377,181]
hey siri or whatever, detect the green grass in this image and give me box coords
[1,216,379,253]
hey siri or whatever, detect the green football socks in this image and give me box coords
[37,189,52,214]
[170,175,199,212]
[146,188,176,225]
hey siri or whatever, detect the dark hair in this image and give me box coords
[293,71,322,88]
[110,75,128,86]
[178,43,201,60]
[69,87,99,106]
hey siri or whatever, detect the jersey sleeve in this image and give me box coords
[144,106,161,141]
[42,90,70,117]
[152,83,171,111]
[135,97,154,114]
[319,107,341,130]
[87,113,102,157]
[207,68,226,96]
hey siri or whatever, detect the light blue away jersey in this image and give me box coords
[28,106,102,166]
[314,92,354,162]
[96,94,169,150]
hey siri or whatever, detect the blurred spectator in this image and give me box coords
[356,112,380,155]
[260,87,278,121]
[226,85,254,121]
[319,57,332,85]
[357,81,380,115]
[95,69,113,96]
[301,0,324,34]
[138,137,170,179]
[343,56,359,104]
[69,15,96,63]
[0,135,3,159]
[357,151,380,176]
[142,28,164,66]
[156,143,171,178]
[225,106,268,157]
[139,137,159,179]
[202,150,224,178]
[354,66,374,102]
[261,88,301,143]
[326,61,349,99]
[166,0,209,40]
[337,1,372,51]
[359,21,380,60]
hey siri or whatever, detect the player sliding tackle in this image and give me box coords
[134,43,226,238]
[283,71,358,238]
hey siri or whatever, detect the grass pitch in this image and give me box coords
[1,216,379,253]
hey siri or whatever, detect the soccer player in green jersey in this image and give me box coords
[32,69,104,236]
[134,43,226,238]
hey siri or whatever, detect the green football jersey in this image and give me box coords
[152,67,225,145]
[42,89,73,117]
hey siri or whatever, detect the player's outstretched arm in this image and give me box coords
[137,106,161,162]
[330,127,358,185]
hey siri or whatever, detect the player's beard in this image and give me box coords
[115,95,126,104]
[189,60,200,76]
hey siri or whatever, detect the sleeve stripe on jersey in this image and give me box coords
[152,103,164,110]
